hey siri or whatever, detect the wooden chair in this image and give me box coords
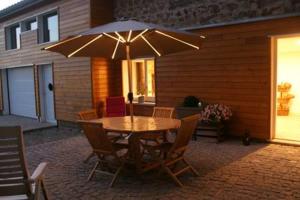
[142,114,200,187]
[78,122,128,187]
[142,107,175,145]
[78,109,125,163]
[78,109,99,120]
[106,96,126,117]
[0,126,49,200]
[152,107,175,118]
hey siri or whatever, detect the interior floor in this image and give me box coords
[275,113,300,141]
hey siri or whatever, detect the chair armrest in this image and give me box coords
[29,162,48,182]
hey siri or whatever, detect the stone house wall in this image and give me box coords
[114,0,300,28]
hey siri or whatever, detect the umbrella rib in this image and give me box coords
[127,30,132,42]
[43,35,82,50]
[112,38,121,59]
[68,34,103,58]
[114,32,126,43]
[104,33,125,43]
[130,29,148,43]
[141,35,161,56]
[155,30,199,49]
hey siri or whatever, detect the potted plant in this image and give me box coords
[137,86,146,103]
[201,104,232,126]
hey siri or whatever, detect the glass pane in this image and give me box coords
[30,21,37,30]
[146,60,155,97]
[122,59,155,102]
[135,61,146,96]
[16,26,21,49]
[47,14,58,42]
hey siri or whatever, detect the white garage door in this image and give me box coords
[8,67,37,118]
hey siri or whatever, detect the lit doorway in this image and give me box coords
[273,36,300,142]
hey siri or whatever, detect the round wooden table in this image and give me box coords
[90,116,181,172]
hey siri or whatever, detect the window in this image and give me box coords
[5,24,21,50]
[41,12,58,43]
[25,19,37,31]
[122,59,156,103]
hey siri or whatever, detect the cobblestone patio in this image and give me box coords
[24,128,300,200]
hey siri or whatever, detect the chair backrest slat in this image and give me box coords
[152,107,174,118]
[78,109,98,120]
[79,122,114,155]
[0,126,32,197]
[169,114,200,156]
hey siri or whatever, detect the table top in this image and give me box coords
[89,116,181,133]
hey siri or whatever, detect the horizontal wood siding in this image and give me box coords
[92,58,122,117]
[155,16,300,139]
[0,0,92,121]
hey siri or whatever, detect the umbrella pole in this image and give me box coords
[126,44,134,121]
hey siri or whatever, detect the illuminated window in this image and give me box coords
[122,58,155,103]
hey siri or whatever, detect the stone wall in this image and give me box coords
[114,0,300,28]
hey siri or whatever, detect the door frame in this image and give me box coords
[270,33,300,140]
[38,64,56,124]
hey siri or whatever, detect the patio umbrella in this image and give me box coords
[43,20,204,119]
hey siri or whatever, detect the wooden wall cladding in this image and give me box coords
[155,16,300,139]
[0,0,92,121]
[92,58,122,117]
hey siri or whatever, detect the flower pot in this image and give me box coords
[137,95,145,103]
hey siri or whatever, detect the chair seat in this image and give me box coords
[144,142,173,152]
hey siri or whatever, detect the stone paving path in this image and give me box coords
[24,128,300,200]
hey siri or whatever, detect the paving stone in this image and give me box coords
[23,128,300,200]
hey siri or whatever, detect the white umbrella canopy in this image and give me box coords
[43,20,204,118]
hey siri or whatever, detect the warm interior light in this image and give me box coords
[104,33,125,43]
[275,36,300,142]
[141,35,161,56]
[68,34,102,57]
[112,38,121,59]
[200,35,206,39]
[44,35,82,50]
[130,29,148,43]
[127,30,132,42]
[155,30,199,49]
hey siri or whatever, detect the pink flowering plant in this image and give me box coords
[201,104,232,125]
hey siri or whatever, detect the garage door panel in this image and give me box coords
[8,67,36,118]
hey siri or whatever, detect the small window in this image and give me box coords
[42,12,58,43]
[25,19,37,31]
[122,58,156,103]
[5,24,21,50]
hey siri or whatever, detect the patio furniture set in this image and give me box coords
[78,97,200,187]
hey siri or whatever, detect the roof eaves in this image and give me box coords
[0,0,48,21]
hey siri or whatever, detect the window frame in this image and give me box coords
[5,23,21,50]
[38,10,59,44]
[122,58,156,103]
[23,18,37,32]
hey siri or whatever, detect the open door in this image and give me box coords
[272,35,300,142]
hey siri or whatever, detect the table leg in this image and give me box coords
[128,133,142,173]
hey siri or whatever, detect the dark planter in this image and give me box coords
[175,106,202,119]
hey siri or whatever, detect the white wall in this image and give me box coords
[277,51,300,114]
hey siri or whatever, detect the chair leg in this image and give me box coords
[41,179,49,200]
[109,162,125,187]
[87,161,100,181]
[34,181,41,200]
[84,152,95,163]
[163,164,183,187]
[182,158,199,176]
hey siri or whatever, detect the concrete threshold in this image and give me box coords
[271,138,300,147]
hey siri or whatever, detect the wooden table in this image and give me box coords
[90,116,181,172]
